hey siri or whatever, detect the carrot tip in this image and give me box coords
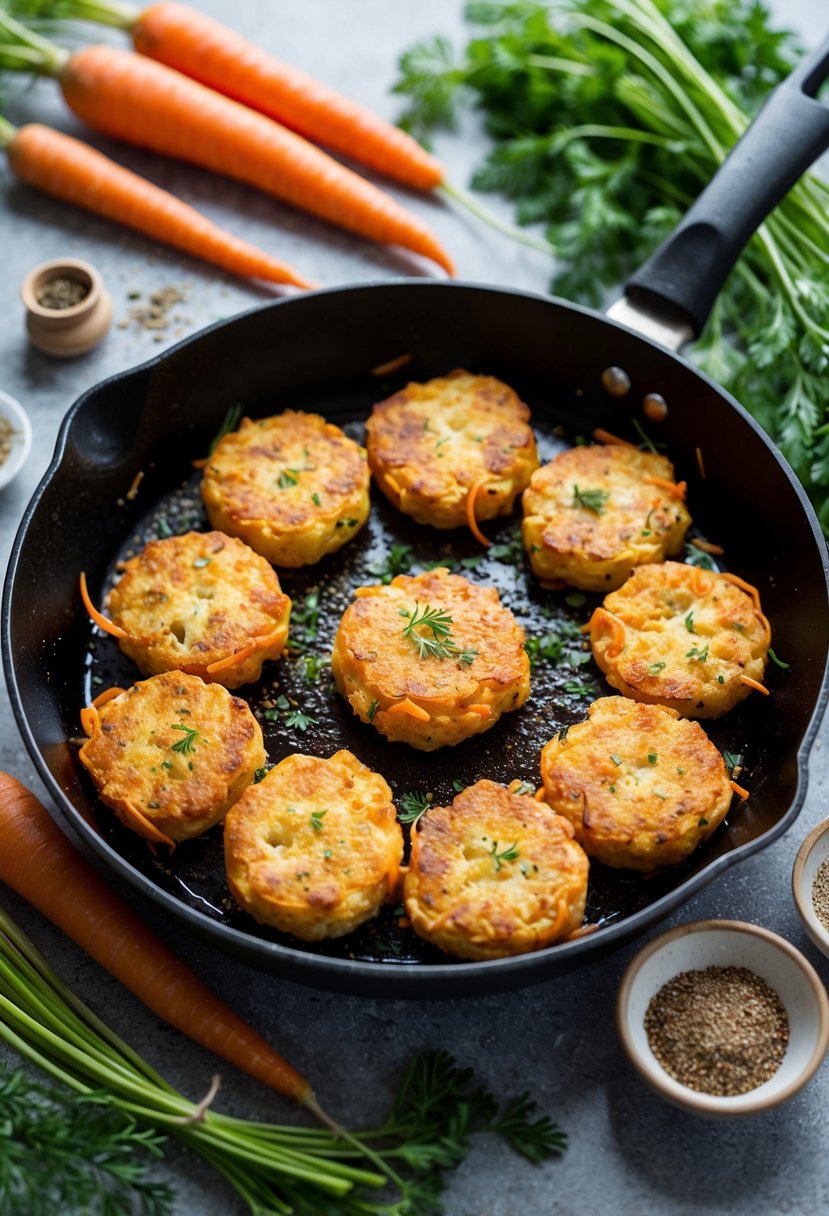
[302,1092,344,1136]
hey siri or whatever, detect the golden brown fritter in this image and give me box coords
[331,567,530,750]
[404,780,589,960]
[589,561,770,718]
[78,671,265,846]
[540,697,735,871]
[201,410,370,567]
[224,750,403,941]
[365,369,539,530]
[106,531,291,689]
[522,443,691,590]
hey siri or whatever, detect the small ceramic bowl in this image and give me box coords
[0,390,33,492]
[793,817,829,959]
[20,258,112,358]
[617,919,829,1116]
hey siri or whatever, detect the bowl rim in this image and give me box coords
[616,917,829,1115]
[0,389,33,491]
[792,816,829,950]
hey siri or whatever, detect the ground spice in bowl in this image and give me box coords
[644,965,789,1096]
[35,276,90,310]
[811,857,829,931]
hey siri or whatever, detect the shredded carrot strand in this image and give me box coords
[730,780,750,800]
[590,607,626,659]
[719,571,762,611]
[466,479,493,547]
[387,698,430,722]
[92,686,127,709]
[371,353,411,377]
[690,538,724,555]
[205,641,257,675]
[740,675,770,695]
[566,923,600,941]
[79,571,127,640]
[695,447,706,479]
[467,704,491,718]
[121,800,177,850]
[125,469,144,500]
[643,475,687,500]
[79,706,98,738]
[593,428,635,448]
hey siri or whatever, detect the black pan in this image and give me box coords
[5,37,829,998]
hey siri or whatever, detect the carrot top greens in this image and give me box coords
[395,0,829,535]
[0,903,565,1214]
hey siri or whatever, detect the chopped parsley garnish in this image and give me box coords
[208,402,242,454]
[452,779,466,793]
[490,840,520,872]
[648,752,657,765]
[312,492,321,506]
[768,647,790,670]
[367,699,380,722]
[699,817,709,827]
[368,543,414,583]
[648,661,666,675]
[684,543,716,570]
[489,530,524,565]
[685,643,709,662]
[685,611,695,633]
[563,680,592,697]
[284,709,318,732]
[156,516,173,539]
[397,790,432,825]
[572,485,608,514]
[193,556,211,568]
[253,766,268,783]
[723,750,743,778]
[512,781,536,796]
[609,753,622,766]
[402,602,478,665]
[565,592,587,609]
[276,469,299,489]
[302,654,329,683]
[170,724,198,754]
[310,810,327,832]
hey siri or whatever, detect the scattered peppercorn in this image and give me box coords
[644,965,789,1096]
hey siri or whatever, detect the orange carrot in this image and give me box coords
[2,120,316,288]
[28,36,454,272]
[466,479,493,547]
[0,770,319,1112]
[126,1,445,191]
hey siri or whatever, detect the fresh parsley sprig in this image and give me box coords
[401,602,478,665]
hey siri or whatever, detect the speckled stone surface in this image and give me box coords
[0,2,827,1213]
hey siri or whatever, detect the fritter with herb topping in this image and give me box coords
[106,531,291,689]
[201,410,370,567]
[224,750,403,941]
[589,561,770,717]
[522,443,691,590]
[540,696,735,871]
[331,567,530,750]
[78,671,265,847]
[365,370,539,531]
[404,780,588,960]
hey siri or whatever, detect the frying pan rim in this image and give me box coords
[4,278,829,992]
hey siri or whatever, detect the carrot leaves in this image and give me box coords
[395,0,829,535]
[0,1069,173,1216]
[0,904,566,1215]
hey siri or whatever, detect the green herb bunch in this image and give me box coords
[0,904,565,1215]
[395,0,829,532]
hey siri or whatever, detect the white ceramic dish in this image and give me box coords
[0,390,32,492]
[616,918,829,1117]
[793,817,829,959]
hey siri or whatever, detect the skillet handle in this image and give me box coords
[623,33,829,339]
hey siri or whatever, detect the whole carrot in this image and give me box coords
[0,770,330,1120]
[0,16,455,272]
[8,0,446,190]
[1,117,316,288]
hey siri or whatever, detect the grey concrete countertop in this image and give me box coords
[1,2,827,1213]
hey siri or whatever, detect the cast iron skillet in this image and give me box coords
[5,38,829,998]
